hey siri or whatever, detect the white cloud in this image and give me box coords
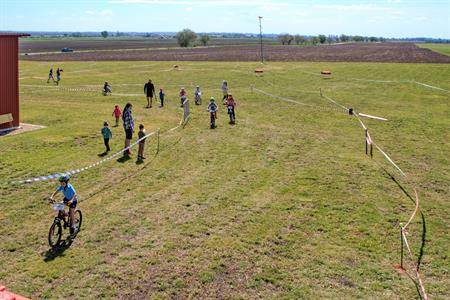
[100,9,114,17]
[84,9,115,17]
[110,0,293,7]
[185,7,193,11]
[313,4,394,12]
[414,16,428,21]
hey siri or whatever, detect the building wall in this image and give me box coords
[0,36,19,129]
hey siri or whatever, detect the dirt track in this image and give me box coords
[21,43,450,63]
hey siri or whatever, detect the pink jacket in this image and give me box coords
[113,107,122,118]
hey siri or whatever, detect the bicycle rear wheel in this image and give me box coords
[48,221,62,247]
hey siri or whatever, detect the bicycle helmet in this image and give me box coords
[58,175,70,183]
[210,97,215,101]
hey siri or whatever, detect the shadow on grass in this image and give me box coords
[98,151,108,157]
[117,155,131,163]
[42,237,73,262]
[83,136,182,201]
[381,167,427,297]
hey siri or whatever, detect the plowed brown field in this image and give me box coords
[21,42,450,63]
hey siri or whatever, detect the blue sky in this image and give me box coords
[1,0,449,38]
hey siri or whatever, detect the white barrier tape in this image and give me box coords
[253,88,346,113]
[411,81,449,93]
[352,78,448,93]
[358,113,387,121]
[322,94,349,111]
[402,230,428,300]
[10,101,190,185]
[11,130,156,185]
[371,141,407,178]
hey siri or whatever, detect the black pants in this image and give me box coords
[160,96,164,107]
[104,138,110,151]
[228,107,235,120]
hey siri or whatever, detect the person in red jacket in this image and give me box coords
[224,94,236,124]
[112,105,122,127]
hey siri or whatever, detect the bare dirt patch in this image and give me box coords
[21,43,450,63]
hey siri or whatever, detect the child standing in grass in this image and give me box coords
[137,124,146,163]
[179,87,187,107]
[194,85,202,105]
[221,80,229,101]
[101,121,112,152]
[112,105,122,127]
[159,88,165,107]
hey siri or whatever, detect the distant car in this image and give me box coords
[61,47,74,52]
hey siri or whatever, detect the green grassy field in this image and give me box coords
[417,43,450,56]
[0,61,449,299]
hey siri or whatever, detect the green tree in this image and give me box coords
[278,34,294,45]
[176,28,197,47]
[369,36,378,42]
[310,36,320,45]
[101,31,109,38]
[294,35,306,45]
[200,34,210,46]
[354,35,365,42]
[318,34,327,44]
[326,35,337,44]
[339,34,350,42]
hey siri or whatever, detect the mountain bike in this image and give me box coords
[227,106,235,124]
[195,92,201,105]
[210,111,217,129]
[48,199,82,247]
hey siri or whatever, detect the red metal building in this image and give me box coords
[0,33,29,129]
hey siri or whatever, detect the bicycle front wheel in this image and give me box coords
[74,210,82,231]
[48,221,62,247]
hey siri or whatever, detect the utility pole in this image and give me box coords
[258,16,264,63]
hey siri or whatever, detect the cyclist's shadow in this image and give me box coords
[42,236,74,262]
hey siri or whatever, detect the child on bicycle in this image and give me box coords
[224,94,236,124]
[208,97,218,129]
[49,175,78,234]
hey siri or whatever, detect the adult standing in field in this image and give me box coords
[122,103,134,156]
[144,79,155,108]
[56,68,62,85]
[47,68,54,83]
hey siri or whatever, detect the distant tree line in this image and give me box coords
[277,33,386,45]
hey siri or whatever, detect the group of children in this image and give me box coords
[101,104,147,163]
[47,68,63,85]
[99,80,237,161]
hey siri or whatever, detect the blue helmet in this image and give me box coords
[58,175,70,183]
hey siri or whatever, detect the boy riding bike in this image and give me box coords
[208,97,218,129]
[49,175,78,234]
